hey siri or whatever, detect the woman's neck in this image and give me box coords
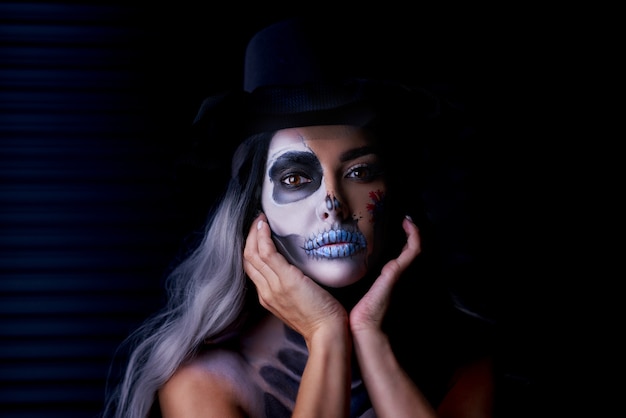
[323,272,377,311]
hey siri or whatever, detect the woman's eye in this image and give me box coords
[350,167,369,179]
[347,165,375,181]
[346,161,383,182]
[281,174,311,187]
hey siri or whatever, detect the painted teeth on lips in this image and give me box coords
[303,228,366,258]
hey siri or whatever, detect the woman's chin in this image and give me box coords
[302,262,367,289]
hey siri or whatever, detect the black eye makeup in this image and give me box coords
[268,151,323,204]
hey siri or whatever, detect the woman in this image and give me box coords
[103,17,495,418]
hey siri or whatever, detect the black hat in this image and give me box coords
[180,17,442,179]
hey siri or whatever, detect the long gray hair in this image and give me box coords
[102,132,271,418]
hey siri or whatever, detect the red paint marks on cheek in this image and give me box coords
[365,189,386,223]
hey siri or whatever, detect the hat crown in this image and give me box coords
[243,18,358,93]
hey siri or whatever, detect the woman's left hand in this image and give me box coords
[349,216,421,335]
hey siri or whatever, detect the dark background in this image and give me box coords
[1,2,594,417]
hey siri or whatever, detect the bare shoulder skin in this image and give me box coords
[159,312,363,418]
[158,346,255,417]
[159,311,375,418]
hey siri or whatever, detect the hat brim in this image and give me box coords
[193,78,439,139]
[180,77,443,187]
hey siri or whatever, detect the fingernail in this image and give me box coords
[405,215,414,223]
[257,220,264,230]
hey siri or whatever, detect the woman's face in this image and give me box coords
[261,125,387,288]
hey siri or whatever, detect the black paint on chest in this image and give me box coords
[259,363,299,401]
[258,324,372,417]
[277,347,306,375]
[258,325,306,415]
[263,392,292,418]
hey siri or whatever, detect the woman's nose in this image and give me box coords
[318,193,347,221]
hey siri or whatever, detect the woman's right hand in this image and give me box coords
[245,212,354,417]
[243,212,348,343]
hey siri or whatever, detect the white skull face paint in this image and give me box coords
[261,125,387,288]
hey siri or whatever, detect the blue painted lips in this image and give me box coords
[304,228,366,258]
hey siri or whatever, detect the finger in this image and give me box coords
[394,216,421,269]
[245,216,294,291]
[243,212,264,261]
[254,216,279,261]
[243,213,276,287]
[368,217,421,296]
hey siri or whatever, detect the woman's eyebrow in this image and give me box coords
[339,146,377,163]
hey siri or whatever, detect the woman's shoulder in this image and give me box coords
[158,347,261,417]
[173,345,252,382]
